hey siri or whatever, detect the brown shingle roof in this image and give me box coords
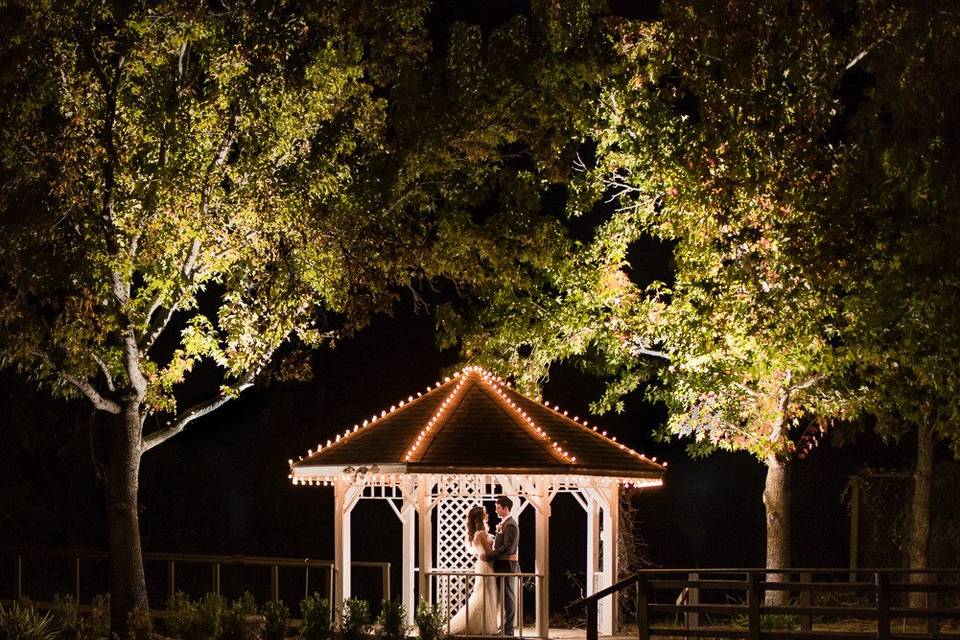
[290,367,665,479]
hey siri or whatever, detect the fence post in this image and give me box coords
[167,561,176,606]
[212,563,221,595]
[685,572,699,630]
[875,571,890,640]
[636,575,649,640]
[926,572,940,638]
[747,571,761,640]
[383,564,390,603]
[75,555,81,603]
[799,571,812,631]
[16,554,22,600]
[271,565,280,602]
[586,599,598,640]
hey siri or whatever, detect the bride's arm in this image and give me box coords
[476,531,494,557]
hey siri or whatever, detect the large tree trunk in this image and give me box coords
[107,401,150,636]
[907,422,934,609]
[762,454,791,606]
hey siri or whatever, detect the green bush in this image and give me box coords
[339,600,370,640]
[260,601,288,640]
[49,595,79,639]
[375,600,406,640]
[298,594,330,640]
[0,601,58,640]
[88,595,109,640]
[221,594,261,640]
[127,606,152,640]
[413,600,446,640]
[165,592,230,640]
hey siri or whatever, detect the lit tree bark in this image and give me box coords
[107,400,150,635]
[762,454,791,606]
[907,419,935,608]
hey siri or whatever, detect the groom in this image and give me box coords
[484,496,520,635]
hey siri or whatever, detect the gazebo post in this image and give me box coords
[333,477,351,609]
[416,477,433,605]
[333,478,362,613]
[534,477,551,639]
[401,498,416,625]
[585,492,600,598]
[599,484,619,635]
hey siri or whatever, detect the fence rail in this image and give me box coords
[1,547,390,624]
[568,568,960,640]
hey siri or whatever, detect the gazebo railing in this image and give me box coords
[429,570,543,638]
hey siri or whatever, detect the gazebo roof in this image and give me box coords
[289,366,666,482]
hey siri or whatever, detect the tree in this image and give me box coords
[821,4,960,602]
[0,0,586,631]
[446,0,914,604]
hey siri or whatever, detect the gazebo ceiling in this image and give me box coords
[289,366,666,481]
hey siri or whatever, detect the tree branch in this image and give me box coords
[140,113,234,352]
[93,353,116,392]
[788,374,823,393]
[141,370,257,451]
[121,327,149,400]
[139,237,202,352]
[734,381,761,398]
[33,350,121,414]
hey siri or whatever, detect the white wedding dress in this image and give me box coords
[448,531,500,635]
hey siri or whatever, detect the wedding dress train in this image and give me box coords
[448,531,499,635]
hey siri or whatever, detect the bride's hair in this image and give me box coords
[465,505,486,541]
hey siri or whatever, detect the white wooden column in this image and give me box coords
[333,478,361,614]
[585,491,600,598]
[533,478,551,638]
[333,477,351,610]
[401,501,416,625]
[599,484,619,635]
[416,479,433,604]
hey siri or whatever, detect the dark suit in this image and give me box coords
[488,515,520,634]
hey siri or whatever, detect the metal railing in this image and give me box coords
[429,570,543,638]
[568,568,960,640]
[2,548,390,623]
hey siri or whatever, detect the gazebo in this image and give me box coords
[288,366,665,637]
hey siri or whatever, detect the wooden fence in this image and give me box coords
[569,568,960,640]
[1,547,390,622]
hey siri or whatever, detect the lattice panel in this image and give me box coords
[435,476,483,616]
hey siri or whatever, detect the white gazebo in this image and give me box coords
[288,366,665,637]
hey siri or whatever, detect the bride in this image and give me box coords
[448,506,499,635]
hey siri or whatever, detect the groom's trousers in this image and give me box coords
[495,559,521,635]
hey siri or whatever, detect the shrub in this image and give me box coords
[413,600,446,640]
[339,600,370,640]
[165,592,228,640]
[221,594,261,640]
[0,601,58,640]
[165,592,199,640]
[87,595,110,640]
[375,600,406,640]
[298,594,330,640]
[49,595,79,639]
[127,606,152,640]
[260,601,289,640]
[197,594,227,640]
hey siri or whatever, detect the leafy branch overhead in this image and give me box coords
[0,0,584,450]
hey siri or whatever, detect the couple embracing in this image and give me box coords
[449,496,520,636]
